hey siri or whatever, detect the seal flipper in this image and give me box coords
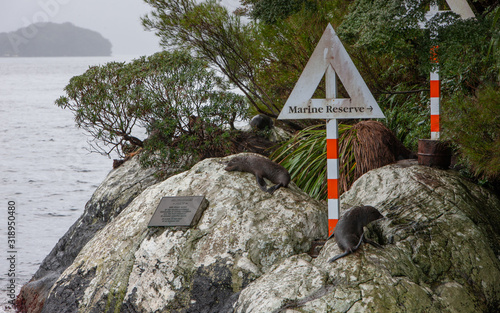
[363,237,383,249]
[255,175,268,192]
[328,250,350,263]
[266,183,283,194]
[354,232,365,250]
[328,233,364,263]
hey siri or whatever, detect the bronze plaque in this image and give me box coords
[148,196,208,227]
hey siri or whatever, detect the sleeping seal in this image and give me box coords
[328,206,384,262]
[224,154,290,194]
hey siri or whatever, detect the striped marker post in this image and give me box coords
[422,2,474,140]
[430,45,440,140]
[326,119,339,236]
[427,3,441,140]
[326,66,339,236]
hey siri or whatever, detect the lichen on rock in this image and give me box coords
[17,156,160,313]
[40,153,327,312]
[21,156,500,313]
[232,160,500,312]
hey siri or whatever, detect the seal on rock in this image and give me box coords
[328,206,384,262]
[249,114,273,131]
[224,154,290,194]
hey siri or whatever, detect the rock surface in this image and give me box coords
[232,160,500,312]
[16,157,160,313]
[20,156,500,313]
[39,153,327,313]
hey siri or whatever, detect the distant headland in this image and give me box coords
[0,22,112,57]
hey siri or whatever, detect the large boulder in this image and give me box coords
[16,157,160,313]
[22,155,500,313]
[232,160,500,312]
[40,153,327,313]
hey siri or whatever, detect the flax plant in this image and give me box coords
[272,120,411,200]
[271,123,355,200]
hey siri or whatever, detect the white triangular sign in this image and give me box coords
[445,0,475,19]
[278,24,385,120]
[423,0,475,22]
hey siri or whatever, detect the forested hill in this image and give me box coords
[0,22,112,57]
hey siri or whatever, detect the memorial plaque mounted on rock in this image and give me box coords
[148,196,208,227]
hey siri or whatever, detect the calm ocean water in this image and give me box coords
[0,56,143,311]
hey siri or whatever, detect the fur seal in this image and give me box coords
[224,154,290,194]
[249,114,274,130]
[328,206,384,262]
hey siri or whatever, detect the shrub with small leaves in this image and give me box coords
[56,50,248,171]
[442,85,500,180]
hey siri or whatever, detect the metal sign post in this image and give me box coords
[326,67,340,233]
[278,24,385,236]
[429,4,441,140]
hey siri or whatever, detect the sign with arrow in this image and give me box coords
[445,0,475,19]
[278,24,384,236]
[278,23,384,120]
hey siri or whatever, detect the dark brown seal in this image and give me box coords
[328,206,384,262]
[249,114,274,130]
[224,154,291,194]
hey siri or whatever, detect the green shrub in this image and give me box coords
[379,85,430,151]
[56,61,145,156]
[442,85,500,179]
[56,50,247,171]
[271,124,354,200]
[134,51,248,170]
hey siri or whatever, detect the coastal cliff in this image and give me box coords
[0,22,112,57]
[18,155,500,312]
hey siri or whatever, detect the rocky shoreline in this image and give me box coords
[17,155,500,312]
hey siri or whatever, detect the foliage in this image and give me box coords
[336,0,429,93]
[142,0,351,125]
[442,85,500,179]
[251,0,351,121]
[57,50,247,170]
[338,0,499,100]
[138,0,500,194]
[271,124,354,200]
[491,6,500,80]
[136,51,248,170]
[239,0,318,24]
[272,121,411,200]
[436,12,499,95]
[56,60,145,156]
[337,0,499,166]
[337,0,496,92]
[142,0,279,116]
[379,85,430,151]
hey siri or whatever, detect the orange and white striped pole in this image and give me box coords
[326,66,339,236]
[427,3,440,140]
[327,119,339,236]
[423,2,474,140]
[430,46,440,140]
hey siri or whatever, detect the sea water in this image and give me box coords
[0,56,142,311]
